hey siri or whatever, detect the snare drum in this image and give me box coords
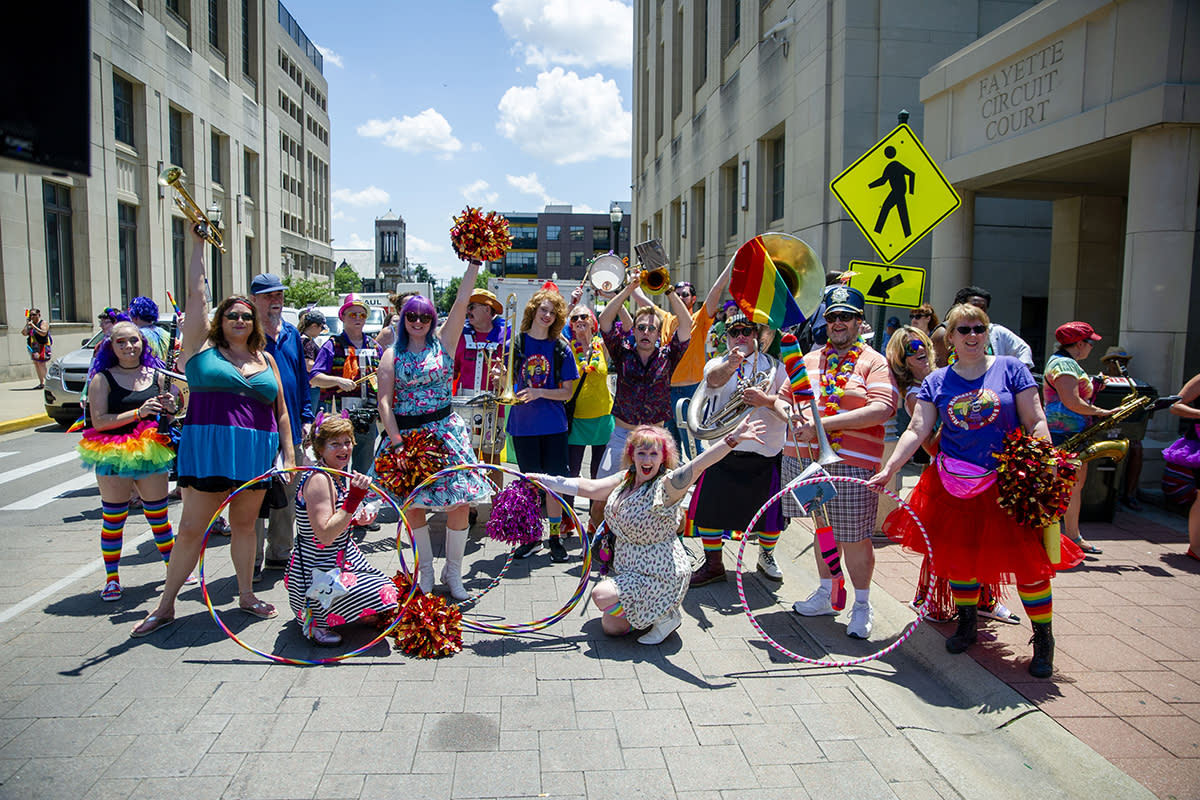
[587,253,626,293]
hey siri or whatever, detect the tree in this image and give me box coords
[283,274,336,307]
[333,263,361,295]
[436,272,490,313]
[411,263,433,285]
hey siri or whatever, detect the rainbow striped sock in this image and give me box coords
[548,516,561,538]
[948,577,981,607]
[600,599,625,618]
[1017,581,1053,623]
[696,527,728,552]
[142,496,174,564]
[758,530,780,554]
[101,500,130,584]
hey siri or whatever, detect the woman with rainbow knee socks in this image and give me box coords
[77,321,186,602]
[869,303,1082,679]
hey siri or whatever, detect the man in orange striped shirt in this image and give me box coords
[785,285,898,640]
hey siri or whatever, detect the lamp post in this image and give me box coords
[609,202,623,258]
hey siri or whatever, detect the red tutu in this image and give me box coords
[883,468,1083,585]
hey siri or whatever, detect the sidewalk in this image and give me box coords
[0,376,54,434]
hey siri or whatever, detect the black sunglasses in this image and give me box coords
[726,325,756,338]
[634,323,659,333]
[825,311,859,323]
[955,324,988,335]
[224,311,254,322]
[569,314,590,322]
[405,312,434,325]
[909,311,930,319]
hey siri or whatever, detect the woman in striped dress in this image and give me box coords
[285,416,399,645]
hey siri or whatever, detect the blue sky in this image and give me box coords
[282,0,634,281]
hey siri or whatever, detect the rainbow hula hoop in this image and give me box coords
[197,465,420,665]
[733,473,935,667]
[398,463,593,635]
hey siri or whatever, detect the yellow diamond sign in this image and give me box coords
[830,124,961,264]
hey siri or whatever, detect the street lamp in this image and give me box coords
[609,202,623,257]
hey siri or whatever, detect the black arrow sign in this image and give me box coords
[868,273,905,301]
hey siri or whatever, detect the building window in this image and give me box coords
[211,130,223,185]
[693,182,706,248]
[570,251,585,267]
[723,163,738,238]
[592,227,610,250]
[208,0,221,50]
[172,217,186,298]
[245,236,254,277]
[167,0,181,14]
[243,149,256,200]
[770,137,785,222]
[569,225,585,241]
[211,243,224,300]
[241,0,253,77]
[724,0,741,49]
[117,202,139,306]
[43,183,75,322]
[546,225,561,241]
[168,107,184,167]
[113,73,134,147]
[693,0,708,89]
[510,224,537,250]
[545,251,561,268]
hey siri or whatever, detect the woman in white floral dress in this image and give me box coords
[376,260,493,602]
[531,416,765,645]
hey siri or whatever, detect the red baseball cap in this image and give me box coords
[1055,321,1102,346]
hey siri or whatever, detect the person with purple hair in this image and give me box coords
[129,296,169,361]
[376,260,494,601]
[77,321,183,601]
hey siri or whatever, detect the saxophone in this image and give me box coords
[1057,362,1150,463]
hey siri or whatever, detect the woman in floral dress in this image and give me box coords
[530,416,765,646]
[376,260,493,601]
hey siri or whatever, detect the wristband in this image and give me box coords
[341,484,368,515]
[724,434,738,449]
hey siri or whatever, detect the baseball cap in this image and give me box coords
[250,273,285,295]
[1055,321,1102,346]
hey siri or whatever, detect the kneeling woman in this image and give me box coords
[285,416,399,645]
[532,417,764,646]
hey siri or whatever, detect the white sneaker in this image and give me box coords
[847,601,874,639]
[756,548,783,581]
[637,608,682,645]
[792,587,836,617]
[979,602,1021,625]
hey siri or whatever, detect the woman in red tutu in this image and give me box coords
[868,303,1081,679]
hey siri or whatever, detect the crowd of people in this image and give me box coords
[70,222,1197,673]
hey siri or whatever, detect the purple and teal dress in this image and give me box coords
[177,347,280,492]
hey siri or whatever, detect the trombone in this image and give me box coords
[158,166,226,253]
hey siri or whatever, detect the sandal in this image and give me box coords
[100,580,122,602]
[1078,542,1103,555]
[130,613,175,637]
[240,599,277,619]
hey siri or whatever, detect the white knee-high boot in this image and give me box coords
[411,525,434,593]
[441,527,469,601]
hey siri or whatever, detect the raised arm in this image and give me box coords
[439,260,481,354]
[598,278,638,333]
[665,286,692,343]
[180,226,210,364]
[703,260,734,316]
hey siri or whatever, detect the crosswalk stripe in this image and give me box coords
[1,472,96,510]
[0,451,79,486]
[0,452,17,460]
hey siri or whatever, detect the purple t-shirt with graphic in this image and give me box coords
[917,356,1037,469]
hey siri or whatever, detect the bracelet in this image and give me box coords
[341,485,368,515]
[724,434,738,449]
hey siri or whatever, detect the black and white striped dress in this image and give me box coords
[284,471,399,628]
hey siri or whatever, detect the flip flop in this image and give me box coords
[130,613,175,638]
[240,600,278,620]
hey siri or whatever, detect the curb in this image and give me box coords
[0,414,54,435]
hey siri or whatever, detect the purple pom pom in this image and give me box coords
[486,480,542,545]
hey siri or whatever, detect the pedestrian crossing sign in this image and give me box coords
[830,124,961,264]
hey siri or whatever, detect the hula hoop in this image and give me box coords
[733,473,935,668]
[397,463,594,634]
[196,465,420,666]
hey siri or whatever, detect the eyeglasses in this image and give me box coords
[906,339,926,354]
[634,323,659,333]
[825,312,859,323]
[726,325,756,338]
[909,311,930,320]
[955,324,988,335]
[224,312,254,322]
[569,314,590,322]
[405,312,434,325]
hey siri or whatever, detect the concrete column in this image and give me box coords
[929,188,973,316]
[1047,195,1124,370]
[1120,128,1200,436]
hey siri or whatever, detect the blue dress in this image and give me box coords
[376,339,493,509]
[177,347,280,491]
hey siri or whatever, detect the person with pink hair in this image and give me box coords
[530,416,765,646]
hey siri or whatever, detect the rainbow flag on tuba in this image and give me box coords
[730,236,807,330]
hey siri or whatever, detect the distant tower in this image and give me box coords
[376,211,406,285]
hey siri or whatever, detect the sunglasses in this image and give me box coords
[405,312,434,325]
[825,311,859,323]
[569,314,591,322]
[956,324,988,335]
[726,325,756,338]
[909,311,930,319]
[344,311,368,320]
[906,339,926,354]
[224,311,254,322]
[635,323,659,333]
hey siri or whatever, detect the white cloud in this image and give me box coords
[493,0,632,69]
[345,233,372,249]
[331,186,390,207]
[461,179,499,205]
[315,43,344,68]
[407,235,440,255]
[497,68,631,164]
[506,172,546,196]
[357,109,463,158]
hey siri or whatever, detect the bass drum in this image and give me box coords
[588,253,626,293]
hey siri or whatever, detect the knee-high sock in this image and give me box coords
[101,500,130,583]
[599,599,626,618]
[758,530,780,554]
[142,496,174,564]
[548,514,561,539]
[1017,580,1052,623]
[695,527,727,552]
[948,577,981,607]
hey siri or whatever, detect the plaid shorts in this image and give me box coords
[782,457,877,543]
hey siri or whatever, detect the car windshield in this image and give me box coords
[86,331,107,348]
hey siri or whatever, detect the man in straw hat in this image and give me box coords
[451,287,510,465]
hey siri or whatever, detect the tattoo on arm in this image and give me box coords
[669,464,694,491]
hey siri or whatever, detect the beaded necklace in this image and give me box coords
[819,342,863,451]
[572,335,605,374]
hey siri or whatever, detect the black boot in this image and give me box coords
[945,605,978,654]
[1029,621,1055,678]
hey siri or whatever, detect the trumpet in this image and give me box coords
[158,166,225,252]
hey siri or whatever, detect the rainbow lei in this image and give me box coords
[572,336,604,374]
[450,206,513,262]
[818,343,863,451]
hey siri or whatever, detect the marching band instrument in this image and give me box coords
[494,293,522,406]
[751,232,825,319]
[686,338,775,440]
[585,253,626,293]
[1058,361,1162,464]
[158,166,225,253]
[639,266,671,295]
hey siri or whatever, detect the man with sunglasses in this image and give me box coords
[950,286,1033,369]
[788,285,898,639]
[451,289,510,465]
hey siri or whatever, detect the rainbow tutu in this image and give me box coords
[78,419,175,477]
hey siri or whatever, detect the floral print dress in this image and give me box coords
[604,475,690,628]
[377,338,494,509]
